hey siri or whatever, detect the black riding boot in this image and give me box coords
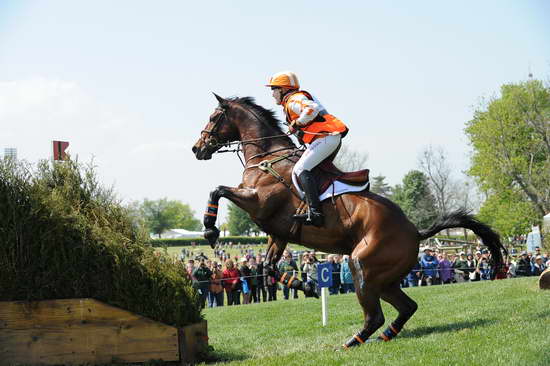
[292,170,324,227]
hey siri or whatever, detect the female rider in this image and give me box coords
[266,71,348,227]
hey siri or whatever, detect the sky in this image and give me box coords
[1,1,549,223]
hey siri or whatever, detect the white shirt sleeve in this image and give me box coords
[287,94,323,126]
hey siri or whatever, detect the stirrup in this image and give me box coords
[292,210,324,227]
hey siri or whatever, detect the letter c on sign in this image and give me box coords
[321,267,330,282]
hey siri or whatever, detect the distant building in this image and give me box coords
[153,228,204,239]
[4,147,17,160]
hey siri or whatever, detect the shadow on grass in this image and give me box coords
[200,348,249,364]
[400,318,493,339]
[526,308,550,321]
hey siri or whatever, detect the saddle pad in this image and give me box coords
[319,180,370,202]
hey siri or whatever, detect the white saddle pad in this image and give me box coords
[291,173,370,201]
[319,180,370,201]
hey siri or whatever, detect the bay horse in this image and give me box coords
[191,94,506,348]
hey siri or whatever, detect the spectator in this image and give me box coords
[465,254,477,281]
[239,257,252,305]
[302,254,319,296]
[474,251,483,269]
[406,260,421,287]
[328,255,342,295]
[340,255,355,293]
[438,253,453,284]
[186,260,195,280]
[222,259,241,306]
[248,257,259,303]
[532,256,547,276]
[453,252,469,282]
[192,259,213,309]
[300,253,310,282]
[420,248,438,286]
[506,256,517,278]
[477,254,490,280]
[516,252,532,277]
[310,251,319,263]
[208,261,224,307]
[255,254,267,302]
[278,250,299,300]
[532,247,542,263]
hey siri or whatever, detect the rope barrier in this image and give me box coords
[189,266,514,284]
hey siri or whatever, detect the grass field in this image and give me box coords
[201,277,550,366]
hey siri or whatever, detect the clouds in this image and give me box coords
[0,77,226,216]
[0,78,124,158]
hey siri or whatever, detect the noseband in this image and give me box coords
[200,107,228,149]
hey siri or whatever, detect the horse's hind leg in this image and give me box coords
[343,256,386,348]
[378,282,418,342]
[343,284,385,348]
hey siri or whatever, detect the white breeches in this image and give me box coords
[293,134,342,178]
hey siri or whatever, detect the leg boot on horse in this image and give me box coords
[263,262,319,298]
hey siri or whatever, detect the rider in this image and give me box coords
[266,71,348,227]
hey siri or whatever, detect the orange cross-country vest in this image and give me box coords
[283,90,348,144]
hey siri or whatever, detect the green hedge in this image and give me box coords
[150,236,269,247]
[0,158,201,328]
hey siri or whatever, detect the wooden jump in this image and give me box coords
[0,298,207,365]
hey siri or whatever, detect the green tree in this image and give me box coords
[227,203,259,236]
[141,198,201,237]
[465,79,550,224]
[477,189,539,238]
[370,174,392,197]
[392,170,438,229]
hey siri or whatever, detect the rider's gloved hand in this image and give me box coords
[288,120,298,134]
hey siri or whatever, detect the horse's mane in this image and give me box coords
[228,96,287,135]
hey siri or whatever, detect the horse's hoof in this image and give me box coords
[204,227,220,248]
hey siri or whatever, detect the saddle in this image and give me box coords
[313,159,370,194]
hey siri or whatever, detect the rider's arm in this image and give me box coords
[287,94,322,127]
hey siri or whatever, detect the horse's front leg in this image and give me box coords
[265,235,287,266]
[203,185,257,247]
[264,236,319,299]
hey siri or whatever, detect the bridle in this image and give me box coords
[200,107,228,151]
[199,103,302,166]
[199,101,304,199]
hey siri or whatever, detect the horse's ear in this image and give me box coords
[212,92,227,107]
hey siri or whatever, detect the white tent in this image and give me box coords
[543,213,550,230]
[156,228,204,239]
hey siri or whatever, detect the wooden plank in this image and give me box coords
[179,320,208,364]
[0,298,179,365]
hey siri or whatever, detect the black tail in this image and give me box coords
[418,209,507,279]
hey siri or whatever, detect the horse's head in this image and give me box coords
[192,93,239,160]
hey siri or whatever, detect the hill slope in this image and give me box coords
[202,278,550,366]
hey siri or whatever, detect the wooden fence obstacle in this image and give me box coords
[0,298,207,365]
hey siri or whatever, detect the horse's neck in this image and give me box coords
[234,111,293,165]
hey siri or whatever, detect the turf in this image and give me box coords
[201,277,550,366]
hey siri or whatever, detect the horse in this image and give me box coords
[191,93,506,348]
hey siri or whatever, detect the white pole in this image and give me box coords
[321,287,328,326]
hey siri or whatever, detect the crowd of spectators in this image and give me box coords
[405,246,548,287]
[184,247,356,309]
[181,242,548,309]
